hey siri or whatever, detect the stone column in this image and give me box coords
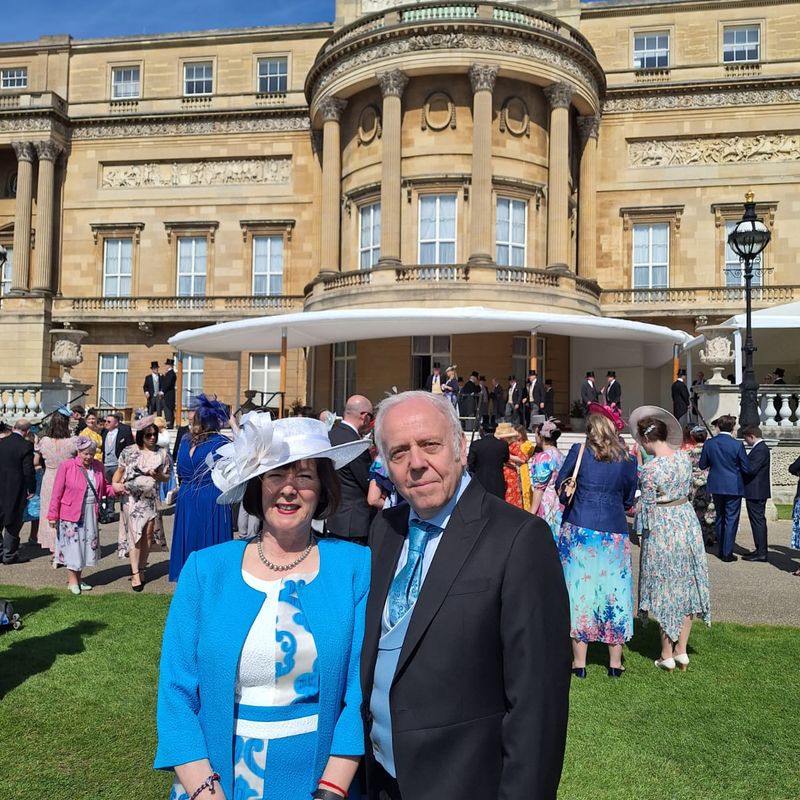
[377,69,409,267]
[577,114,600,281]
[10,141,36,294]
[468,63,499,266]
[543,82,574,270]
[32,140,63,294]
[318,96,347,271]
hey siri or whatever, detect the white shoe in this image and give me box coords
[674,653,689,671]
[654,657,676,672]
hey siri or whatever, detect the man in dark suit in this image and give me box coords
[543,378,555,420]
[603,370,622,409]
[101,413,134,513]
[579,371,599,414]
[699,415,752,561]
[325,394,375,544]
[0,422,36,564]
[173,410,193,462]
[423,363,443,394]
[505,374,522,423]
[671,369,691,424]
[466,425,509,499]
[364,392,570,799]
[524,369,546,431]
[143,361,163,414]
[489,377,504,426]
[161,358,177,428]
[742,426,771,562]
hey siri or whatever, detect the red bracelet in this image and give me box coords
[318,779,347,798]
[189,772,221,800]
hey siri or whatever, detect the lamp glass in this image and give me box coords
[727,219,771,259]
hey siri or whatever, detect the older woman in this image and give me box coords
[47,436,114,595]
[530,420,565,539]
[155,413,371,800]
[632,407,711,672]
[556,403,638,678]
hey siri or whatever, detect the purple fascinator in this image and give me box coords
[191,393,229,431]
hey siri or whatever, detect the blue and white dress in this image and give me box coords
[170,568,320,800]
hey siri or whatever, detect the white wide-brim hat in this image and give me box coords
[628,405,684,449]
[210,412,370,505]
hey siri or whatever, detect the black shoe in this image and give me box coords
[571,667,587,679]
[608,667,625,678]
[720,554,738,562]
[2,555,30,565]
[742,552,768,562]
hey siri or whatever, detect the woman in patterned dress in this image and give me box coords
[495,423,529,509]
[632,409,711,671]
[156,415,372,800]
[514,424,535,511]
[530,420,564,539]
[788,455,800,576]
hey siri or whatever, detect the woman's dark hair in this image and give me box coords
[242,458,341,524]
[637,416,668,443]
[135,424,159,448]
[545,428,561,445]
[47,413,72,439]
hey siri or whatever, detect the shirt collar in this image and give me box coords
[340,420,360,436]
[409,471,471,530]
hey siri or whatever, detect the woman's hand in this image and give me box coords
[112,482,127,494]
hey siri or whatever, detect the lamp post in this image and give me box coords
[726,192,771,434]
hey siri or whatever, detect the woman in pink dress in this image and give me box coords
[530,420,565,540]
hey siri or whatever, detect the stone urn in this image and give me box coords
[698,334,735,384]
[50,326,88,384]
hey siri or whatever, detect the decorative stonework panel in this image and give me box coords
[100,157,291,188]
[422,92,456,131]
[499,97,530,138]
[606,87,800,114]
[629,134,800,168]
[358,104,382,145]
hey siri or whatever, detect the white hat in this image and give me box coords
[628,405,683,449]
[211,412,370,505]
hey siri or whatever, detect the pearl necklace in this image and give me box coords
[256,534,314,572]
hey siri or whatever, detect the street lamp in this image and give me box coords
[727,191,771,433]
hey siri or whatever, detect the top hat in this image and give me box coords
[165,358,175,366]
[432,362,441,369]
[677,368,687,377]
[586,371,595,378]
[508,375,516,381]
[150,361,159,369]
[528,369,537,377]
[470,370,479,378]
[545,378,553,386]
[775,367,785,377]
[479,375,486,381]
[607,370,616,377]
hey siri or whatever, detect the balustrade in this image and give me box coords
[759,386,800,430]
[0,385,44,423]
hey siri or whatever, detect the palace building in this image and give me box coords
[1,0,798,421]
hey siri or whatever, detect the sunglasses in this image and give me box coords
[143,432,158,439]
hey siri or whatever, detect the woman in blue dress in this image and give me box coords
[168,395,233,582]
[155,413,371,800]
[556,403,637,678]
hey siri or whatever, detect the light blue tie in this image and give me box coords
[387,520,440,627]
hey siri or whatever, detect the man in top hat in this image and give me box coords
[505,375,522,424]
[580,371,599,414]
[543,378,555,420]
[424,363,443,394]
[671,368,691,425]
[143,361,163,415]
[773,367,786,385]
[161,358,177,429]
[603,370,622,409]
[524,369,546,431]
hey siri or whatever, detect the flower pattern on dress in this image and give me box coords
[792,497,800,551]
[531,447,565,539]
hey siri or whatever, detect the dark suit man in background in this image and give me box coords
[580,371,599,414]
[424,363,443,394]
[172,409,194,462]
[742,426,771,562]
[101,413,133,513]
[143,361,163,414]
[467,425,509,499]
[524,369,546,431]
[326,394,375,544]
[604,370,622,409]
[671,369,691,424]
[543,378,555,419]
[489,377,504,426]
[0,421,36,564]
[505,375,522,423]
[161,358,177,428]
[364,391,570,799]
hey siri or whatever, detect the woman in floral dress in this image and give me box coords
[789,454,800,575]
[530,420,564,538]
[514,424,535,510]
[633,410,711,672]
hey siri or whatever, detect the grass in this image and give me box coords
[776,503,793,521]
[1,587,799,800]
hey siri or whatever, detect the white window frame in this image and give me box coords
[182,355,205,409]
[1,245,12,295]
[418,193,457,265]
[359,202,381,269]
[724,220,762,287]
[722,25,761,63]
[249,353,281,398]
[332,341,357,415]
[633,31,670,69]
[632,222,669,289]
[257,57,288,93]
[177,236,207,297]
[1,67,28,90]
[111,65,141,99]
[183,61,213,96]
[496,196,527,267]
[102,238,133,297]
[98,353,129,408]
[252,235,283,296]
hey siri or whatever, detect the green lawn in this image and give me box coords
[2,586,799,800]
[776,503,793,521]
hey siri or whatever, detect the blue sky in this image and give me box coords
[2,1,335,42]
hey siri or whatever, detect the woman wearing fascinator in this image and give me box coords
[155,413,371,800]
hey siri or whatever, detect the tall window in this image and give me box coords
[723,26,760,63]
[249,353,281,399]
[253,235,283,295]
[103,238,133,297]
[177,237,207,297]
[724,221,762,287]
[112,66,141,99]
[411,335,451,390]
[419,194,456,264]
[359,202,381,269]
[512,337,529,385]
[496,197,526,267]
[98,354,128,408]
[632,223,669,289]
[257,57,288,93]
[182,355,205,409]
[633,32,670,69]
[333,342,356,414]
[184,62,213,96]
[1,68,27,89]
[1,245,12,295]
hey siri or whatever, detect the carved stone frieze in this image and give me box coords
[361,0,398,11]
[318,96,348,122]
[34,140,63,162]
[468,63,499,94]
[544,82,574,110]
[605,87,800,114]
[377,69,409,98]
[577,114,601,144]
[629,133,800,168]
[1,117,53,134]
[11,141,36,162]
[101,157,291,189]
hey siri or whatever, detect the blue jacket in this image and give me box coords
[556,443,637,532]
[154,538,370,798]
[698,433,751,496]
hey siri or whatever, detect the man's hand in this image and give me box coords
[145,391,151,399]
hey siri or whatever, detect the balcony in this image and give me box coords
[304,264,601,315]
[0,91,67,114]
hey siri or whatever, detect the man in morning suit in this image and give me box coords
[325,394,375,544]
[603,370,622,409]
[161,358,178,428]
[101,413,134,513]
[0,422,36,564]
[505,374,522,423]
[143,361,163,415]
[363,391,571,799]
[671,368,691,425]
[466,424,509,499]
[423,363,443,395]
[580,371,599,414]
[524,369,546,431]
[742,426,771,562]
[698,415,752,561]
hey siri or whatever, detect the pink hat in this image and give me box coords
[586,402,625,432]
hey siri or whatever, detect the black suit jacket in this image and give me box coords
[671,379,691,419]
[325,423,374,539]
[743,441,771,500]
[424,373,442,392]
[362,480,571,799]
[161,369,177,407]
[467,435,509,499]
[0,434,35,523]
[605,380,622,407]
[101,424,134,459]
[507,383,522,407]
[544,387,555,419]
[173,425,189,462]
[580,380,599,411]
[525,379,546,411]
[143,373,162,399]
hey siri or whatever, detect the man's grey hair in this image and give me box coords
[14,419,31,433]
[374,391,463,464]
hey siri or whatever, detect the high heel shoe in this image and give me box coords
[674,653,689,672]
[654,657,675,672]
[131,571,144,593]
[607,667,625,678]
[571,667,587,679]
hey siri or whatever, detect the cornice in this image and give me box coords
[581,0,791,20]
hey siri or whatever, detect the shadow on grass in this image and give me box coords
[89,555,169,588]
[0,620,106,700]
[766,545,800,574]
[3,592,59,620]
[582,619,697,669]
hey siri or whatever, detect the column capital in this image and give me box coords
[318,96,348,123]
[468,63,499,94]
[377,69,409,98]
[34,140,64,162]
[11,141,36,163]
[577,114,601,144]
[543,82,574,110]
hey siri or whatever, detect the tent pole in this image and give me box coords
[734,329,743,384]
[235,356,242,419]
[279,326,287,418]
[176,352,184,425]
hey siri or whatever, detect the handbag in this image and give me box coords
[558,443,586,511]
[79,465,114,525]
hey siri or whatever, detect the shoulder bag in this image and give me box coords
[558,443,586,512]
[78,465,114,525]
